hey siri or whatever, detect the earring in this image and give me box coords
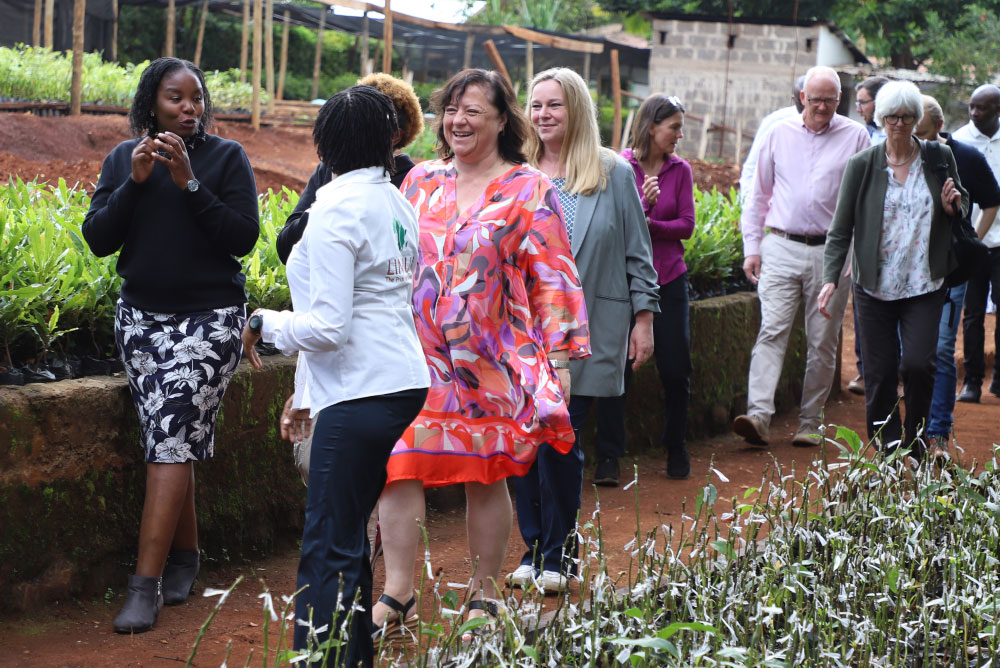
[149,111,154,117]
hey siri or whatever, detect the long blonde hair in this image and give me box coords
[525,67,611,196]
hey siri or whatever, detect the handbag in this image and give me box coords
[926,141,988,287]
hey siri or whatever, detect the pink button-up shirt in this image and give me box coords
[741,112,871,257]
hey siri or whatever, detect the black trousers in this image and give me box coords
[293,387,427,667]
[961,246,1000,385]
[595,274,692,458]
[854,286,945,451]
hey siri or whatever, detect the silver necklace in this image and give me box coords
[885,137,918,167]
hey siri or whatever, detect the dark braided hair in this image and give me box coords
[314,85,397,176]
[128,57,213,138]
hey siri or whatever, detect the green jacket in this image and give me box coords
[823,139,969,291]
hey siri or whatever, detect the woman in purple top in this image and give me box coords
[621,94,695,478]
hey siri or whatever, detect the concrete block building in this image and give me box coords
[647,13,870,163]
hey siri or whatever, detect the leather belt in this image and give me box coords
[766,227,827,246]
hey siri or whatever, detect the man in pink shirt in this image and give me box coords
[733,66,871,447]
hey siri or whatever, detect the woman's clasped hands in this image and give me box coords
[131,131,196,189]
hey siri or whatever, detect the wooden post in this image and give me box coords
[277,10,290,101]
[610,49,622,151]
[381,0,392,73]
[621,108,635,152]
[360,11,369,76]
[32,0,42,46]
[735,112,743,163]
[582,51,590,85]
[239,0,250,82]
[311,7,325,100]
[193,0,209,66]
[462,32,474,70]
[70,0,86,116]
[251,0,262,129]
[697,113,712,160]
[110,0,118,62]
[265,0,275,114]
[165,0,176,57]
[482,40,510,86]
[525,40,533,91]
[43,0,54,48]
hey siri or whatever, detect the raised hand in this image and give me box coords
[131,137,157,184]
[151,131,196,189]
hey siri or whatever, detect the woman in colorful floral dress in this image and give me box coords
[372,69,590,641]
[82,58,259,633]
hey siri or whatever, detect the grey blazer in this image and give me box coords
[569,152,660,396]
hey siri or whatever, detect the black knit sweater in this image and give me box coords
[83,134,260,313]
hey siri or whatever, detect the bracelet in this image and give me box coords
[549,359,570,369]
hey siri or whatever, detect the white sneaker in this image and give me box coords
[537,570,570,594]
[507,564,536,588]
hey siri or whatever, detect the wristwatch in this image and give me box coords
[185,178,200,193]
[248,312,263,336]
[549,359,570,370]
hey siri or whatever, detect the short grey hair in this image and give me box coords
[874,81,923,128]
[803,66,841,93]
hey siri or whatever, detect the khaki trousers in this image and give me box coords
[746,233,850,430]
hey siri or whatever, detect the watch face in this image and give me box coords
[249,314,262,333]
[186,179,200,192]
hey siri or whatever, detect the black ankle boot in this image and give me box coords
[666,444,691,479]
[162,549,200,605]
[113,574,163,633]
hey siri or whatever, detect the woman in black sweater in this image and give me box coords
[83,57,259,634]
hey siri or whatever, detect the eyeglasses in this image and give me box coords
[807,96,839,107]
[855,98,873,108]
[883,113,917,126]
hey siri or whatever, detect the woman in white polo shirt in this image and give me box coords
[241,85,430,668]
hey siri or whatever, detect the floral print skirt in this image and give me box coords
[115,299,245,463]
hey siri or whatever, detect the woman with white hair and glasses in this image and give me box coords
[819,80,968,454]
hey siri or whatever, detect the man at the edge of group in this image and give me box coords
[954,84,1000,403]
[738,76,805,206]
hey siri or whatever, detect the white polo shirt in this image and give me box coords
[953,121,1000,248]
[260,166,430,416]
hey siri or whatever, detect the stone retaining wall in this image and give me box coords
[0,356,302,611]
[0,291,806,610]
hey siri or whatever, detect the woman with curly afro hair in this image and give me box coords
[82,57,259,634]
[275,73,425,263]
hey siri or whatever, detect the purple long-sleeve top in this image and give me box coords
[621,148,696,285]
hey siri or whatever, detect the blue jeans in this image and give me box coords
[927,283,968,438]
[513,394,589,576]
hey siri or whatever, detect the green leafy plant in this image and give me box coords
[0,178,292,368]
[184,430,1000,666]
[0,45,267,110]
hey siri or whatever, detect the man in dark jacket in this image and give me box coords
[915,94,1000,452]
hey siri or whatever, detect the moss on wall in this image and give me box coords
[0,357,303,610]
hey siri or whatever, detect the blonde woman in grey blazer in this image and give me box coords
[511,67,660,593]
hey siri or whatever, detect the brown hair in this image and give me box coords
[357,72,424,150]
[630,94,685,162]
[430,69,528,164]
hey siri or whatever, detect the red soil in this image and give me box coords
[0,112,997,668]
